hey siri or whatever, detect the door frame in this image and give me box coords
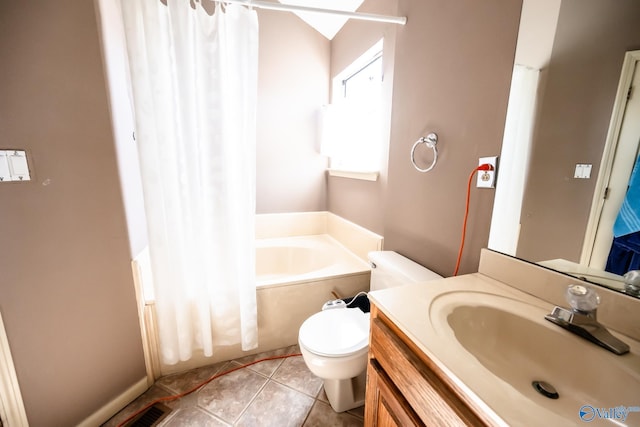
[581,50,640,265]
[0,310,29,427]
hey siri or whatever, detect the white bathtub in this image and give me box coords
[138,212,384,375]
[256,235,370,287]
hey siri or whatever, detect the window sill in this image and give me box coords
[327,169,379,181]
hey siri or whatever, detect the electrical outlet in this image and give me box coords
[477,156,498,188]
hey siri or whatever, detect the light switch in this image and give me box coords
[7,150,30,181]
[0,150,31,182]
[574,164,592,179]
[0,151,11,182]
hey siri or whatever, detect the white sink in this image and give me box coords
[426,290,640,426]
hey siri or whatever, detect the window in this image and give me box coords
[321,40,384,179]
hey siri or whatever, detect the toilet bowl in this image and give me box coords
[298,251,444,413]
[298,307,370,412]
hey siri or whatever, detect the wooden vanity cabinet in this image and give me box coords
[364,304,494,427]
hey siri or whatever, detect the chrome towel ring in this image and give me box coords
[411,132,438,172]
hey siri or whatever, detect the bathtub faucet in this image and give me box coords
[544,284,630,355]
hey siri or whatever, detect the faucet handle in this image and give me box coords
[566,284,600,312]
[623,270,640,296]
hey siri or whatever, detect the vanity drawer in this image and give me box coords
[366,358,424,427]
[368,308,491,426]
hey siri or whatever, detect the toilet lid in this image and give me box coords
[299,308,370,357]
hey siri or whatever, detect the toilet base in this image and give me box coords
[323,371,367,413]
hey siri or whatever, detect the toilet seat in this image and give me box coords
[299,308,370,357]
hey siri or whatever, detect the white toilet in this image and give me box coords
[298,250,442,412]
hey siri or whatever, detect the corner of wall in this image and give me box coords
[255,212,328,238]
[327,212,384,261]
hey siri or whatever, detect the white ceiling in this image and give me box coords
[278,0,365,40]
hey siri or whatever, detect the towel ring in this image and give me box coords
[411,133,438,172]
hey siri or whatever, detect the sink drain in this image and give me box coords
[532,380,559,399]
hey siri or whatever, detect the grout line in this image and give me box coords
[156,360,232,396]
[269,375,324,400]
[197,403,233,426]
[299,397,317,427]
[230,376,271,426]
[109,347,314,426]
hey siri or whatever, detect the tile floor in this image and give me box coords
[102,345,365,427]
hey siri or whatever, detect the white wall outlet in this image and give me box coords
[477,156,498,188]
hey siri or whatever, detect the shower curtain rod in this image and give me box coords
[214,0,407,25]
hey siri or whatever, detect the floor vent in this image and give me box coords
[125,403,172,427]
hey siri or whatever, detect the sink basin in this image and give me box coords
[429,291,640,425]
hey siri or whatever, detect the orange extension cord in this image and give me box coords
[116,353,302,427]
[453,164,493,276]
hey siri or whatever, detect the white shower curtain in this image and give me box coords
[121,0,259,364]
[488,64,540,256]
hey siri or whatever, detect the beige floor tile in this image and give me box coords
[316,387,329,403]
[233,345,299,377]
[196,367,268,424]
[102,345,363,427]
[156,361,230,395]
[161,407,229,427]
[303,401,364,427]
[235,381,315,427]
[347,405,365,420]
[272,355,323,397]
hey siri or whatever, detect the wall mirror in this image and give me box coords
[488,0,640,298]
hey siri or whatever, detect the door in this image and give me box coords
[583,51,640,268]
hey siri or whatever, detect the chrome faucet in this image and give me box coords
[545,285,630,355]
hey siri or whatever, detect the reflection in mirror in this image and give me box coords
[488,0,640,298]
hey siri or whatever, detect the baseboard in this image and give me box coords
[131,250,162,381]
[76,377,148,427]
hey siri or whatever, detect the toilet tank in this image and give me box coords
[368,251,442,291]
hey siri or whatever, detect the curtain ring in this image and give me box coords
[411,133,438,172]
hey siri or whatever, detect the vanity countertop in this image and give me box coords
[368,272,640,427]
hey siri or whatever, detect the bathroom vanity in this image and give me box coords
[365,306,492,426]
[365,249,640,427]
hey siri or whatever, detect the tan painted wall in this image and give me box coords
[0,1,523,421]
[259,1,521,278]
[517,0,640,262]
[256,10,329,214]
[326,0,398,235]
[329,0,522,276]
[383,0,521,277]
[514,0,561,70]
[0,1,146,425]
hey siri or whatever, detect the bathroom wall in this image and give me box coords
[256,1,522,277]
[95,0,149,258]
[329,0,522,276]
[326,0,398,235]
[0,2,521,424]
[513,0,561,70]
[256,10,329,214]
[517,0,640,262]
[0,0,146,425]
[255,0,396,225]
